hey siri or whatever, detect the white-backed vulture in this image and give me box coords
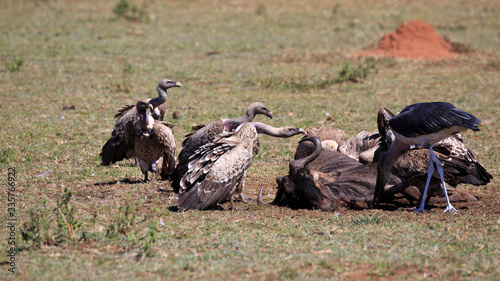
[124,100,176,182]
[100,79,181,165]
[177,122,305,211]
[170,102,273,193]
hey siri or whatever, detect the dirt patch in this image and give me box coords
[360,20,458,59]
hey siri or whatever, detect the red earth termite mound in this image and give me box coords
[361,20,458,59]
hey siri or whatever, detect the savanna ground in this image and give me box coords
[1,0,499,280]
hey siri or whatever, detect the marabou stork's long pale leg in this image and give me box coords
[414,145,458,213]
[414,148,435,212]
[429,146,457,213]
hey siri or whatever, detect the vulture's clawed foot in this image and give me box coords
[230,195,236,211]
[232,188,264,205]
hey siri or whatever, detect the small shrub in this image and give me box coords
[141,221,159,257]
[349,215,382,226]
[21,188,84,249]
[331,3,340,15]
[123,61,133,73]
[113,0,151,22]
[5,58,24,72]
[113,0,133,18]
[450,42,473,54]
[255,3,266,16]
[106,201,139,239]
[21,209,43,249]
[55,186,82,243]
[0,148,16,164]
[117,61,133,93]
[335,59,376,83]
[485,60,500,70]
[20,198,55,249]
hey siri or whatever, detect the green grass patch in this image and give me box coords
[5,57,24,72]
[112,0,152,22]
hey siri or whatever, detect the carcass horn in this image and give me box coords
[289,136,323,175]
[257,187,264,205]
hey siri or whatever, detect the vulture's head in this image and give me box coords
[157,79,182,91]
[252,122,305,138]
[281,126,305,137]
[248,102,273,119]
[150,79,182,108]
[136,100,155,133]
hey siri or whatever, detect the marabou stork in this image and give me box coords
[373,102,481,212]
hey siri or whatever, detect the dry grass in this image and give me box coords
[1,0,499,280]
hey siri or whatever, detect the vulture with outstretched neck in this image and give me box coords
[124,100,176,182]
[177,122,305,211]
[100,79,181,165]
[170,102,273,193]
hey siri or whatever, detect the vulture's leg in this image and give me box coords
[229,195,236,211]
[151,157,163,183]
[232,171,257,204]
[138,159,150,182]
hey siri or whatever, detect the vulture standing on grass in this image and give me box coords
[177,122,305,211]
[375,106,492,209]
[124,100,176,182]
[100,79,181,165]
[170,102,273,193]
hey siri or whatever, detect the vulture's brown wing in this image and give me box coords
[171,119,226,193]
[153,121,176,175]
[100,107,136,165]
[177,135,254,211]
